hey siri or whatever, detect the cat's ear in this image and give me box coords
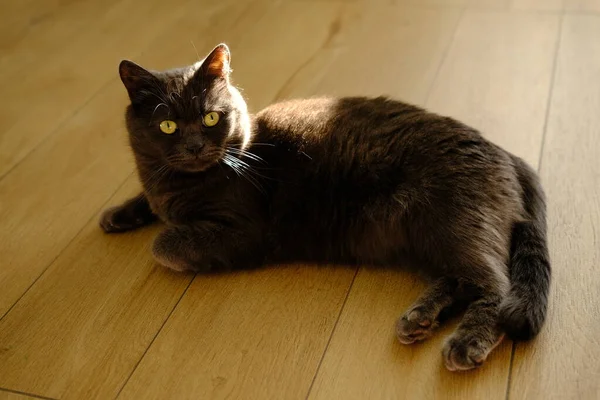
[119,60,159,102]
[200,44,231,80]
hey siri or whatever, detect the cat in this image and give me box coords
[100,44,550,371]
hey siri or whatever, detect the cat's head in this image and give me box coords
[119,44,251,173]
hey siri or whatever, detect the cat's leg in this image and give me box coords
[396,277,458,344]
[152,224,263,272]
[442,263,509,371]
[100,193,157,233]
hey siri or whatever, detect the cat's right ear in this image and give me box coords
[119,60,158,102]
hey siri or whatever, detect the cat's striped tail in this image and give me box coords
[499,157,551,341]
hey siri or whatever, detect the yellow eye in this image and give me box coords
[159,120,177,134]
[203,111,220,127]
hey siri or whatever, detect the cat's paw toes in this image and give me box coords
[396,308,437,344]
[100,207,145,233]
[152,251,192,272]
[442,336,485,371]
[442,333,503,371]
[151,237,192,272]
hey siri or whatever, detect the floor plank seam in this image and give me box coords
[467,6,564,15]
[0,77,115,184]
[0,386,58,400]
[505,10,564,400]
[0,171,134,323]
[0,0,200,186]
[423,5,466,106]
[536,12,564,178]
[303,267,360,400]
[564,9,600,17]
[504,343,517,400]
[272,1,345,103]
[396,1,566,16]
[112,274,196,399]
[3,0,592,397]
[392,1,462,11]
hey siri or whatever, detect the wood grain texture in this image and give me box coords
[0,0,122,55]
[508,14,600,400]
[427,9,560,166]
[0,390,44,400]
[0,0,275,318]
[117,6,461,399]
[0,0,207,177]
[0,0,258,178]
[117,3,367,399]
[1,0,599,399]
[285,5,462,104]
[0,1,357,399]
[565,0,600,12]
[0,177,193,399]
[309,269,514,400]
[118,267,354,400]
[469,0,564,11]
[308,9,559,400]
[219,1,357,108]
[0,79,135,318]
[400,0,468,6]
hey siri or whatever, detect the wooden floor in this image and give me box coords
[1,0,599,399]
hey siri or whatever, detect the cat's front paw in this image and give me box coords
[100,206,148,233]
[396,307,438,344]
[442,332,505,371]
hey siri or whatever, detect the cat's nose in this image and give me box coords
[184,142,205,156]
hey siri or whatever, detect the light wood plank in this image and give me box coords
[312,270,515,400]
[400,0,468,6]
[117,4,461,400]
[468,0,564,11]
[0,0,121,55]
[308,9,559,400]
[0,0,209,177]
[0,79,134,317]
[118,266,354,400]
[116,3,365,400]
[283,5,462,104]
[0,177,193,399]
[0,0,254,319]
[220,1,359,109]
[565,0,600,12]
[509,14,600,400]
[0,389,44,400]
[427,9,559,166]
[2,0,598,398]
[0,1,358,399]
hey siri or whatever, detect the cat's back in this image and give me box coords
[257,96,419,133]
[254,96,522,263]
[255,97,340,142]
[254,96,519,215]
[255,96,421,162]
[256,96,472,147]
[254,96,500,173]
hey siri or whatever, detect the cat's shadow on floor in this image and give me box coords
[99,221,512,379]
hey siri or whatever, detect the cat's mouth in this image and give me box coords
[169,151,223,173]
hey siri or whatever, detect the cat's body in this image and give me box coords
[102,44,550,371]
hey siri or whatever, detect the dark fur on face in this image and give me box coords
[101,44,551,372]
[119,44,251,173]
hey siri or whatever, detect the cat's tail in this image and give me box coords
[499,157,551,341]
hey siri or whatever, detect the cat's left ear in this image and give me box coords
[200,43,231,80]
[119,60,159,102]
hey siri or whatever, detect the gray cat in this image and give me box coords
[100,44,550,371]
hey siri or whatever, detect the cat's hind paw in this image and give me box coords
[396,307,438,344]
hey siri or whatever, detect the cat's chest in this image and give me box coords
[145,180,244,225]
[146,191,206,224]
[146,192,173,221]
